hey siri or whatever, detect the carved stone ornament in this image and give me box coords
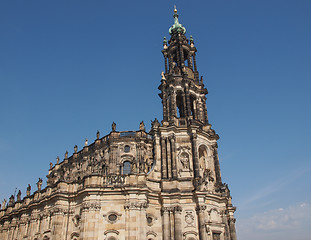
[124,201,148,210]
[146,213,157,226]
[185,211,195,227]
[103,211,122,224]
[81,202,101,211]
[195,205,207,213]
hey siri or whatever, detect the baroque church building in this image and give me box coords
[0,8,237,240]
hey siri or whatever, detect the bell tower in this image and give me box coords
[159,7,208,125]
[150,7,238,240]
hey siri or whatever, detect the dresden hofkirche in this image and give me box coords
[0,8,237,240]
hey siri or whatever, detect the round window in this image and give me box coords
[108,214,117,222]
[124,145,130,152]
[147,216,153,224]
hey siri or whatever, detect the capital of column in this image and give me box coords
[195,205,207,213]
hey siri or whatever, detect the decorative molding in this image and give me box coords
[195,205,206,213]
[81,202,101,212]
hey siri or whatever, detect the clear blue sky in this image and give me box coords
[1,1,311,239]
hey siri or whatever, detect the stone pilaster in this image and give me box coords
[185,86,192,117]
[174,206,183,240]
[161,137,168,179]
[166,138,172,179]
[212,144,222,184]
[162,207,171,240]
[163,92,168,121]
[170,136,177,179]
[229,217,237,240]
[51,207,65,239]
[191,132,200,178]
[196,205,207,240]
[80,201,101,240]
[171,90,177,118]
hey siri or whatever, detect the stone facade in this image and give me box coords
[0,8,237,240]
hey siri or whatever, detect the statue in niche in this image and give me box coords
[131,161,137,173]
[37,178,43,191]
[139,121,145,131]
[180,152,190,169]
[112,122,116,131]
[26,184,31,196]
[2,199,6,209]
[17,190,21,201]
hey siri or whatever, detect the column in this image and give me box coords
[185,87,192,117]
[229,218,237,240]
[162,208,171,240]
[212,145,222,184]
[166,139,172,179]
[196,205,207,240]
[182,92,187,118]
[162,92,168,121]
[188,56,193,70]
[203,101,208,124]
[193,54,197,72]
[170,136,177,179]
[51,208,65,239]
[171,90,177,118]
[161,137,168,179]
[191,133,200,178]
[174,206,183,240]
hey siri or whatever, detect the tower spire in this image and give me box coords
[169,6,186,35]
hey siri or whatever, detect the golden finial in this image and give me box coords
[174,5,177,14]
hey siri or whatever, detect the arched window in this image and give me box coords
[123,161,131,175]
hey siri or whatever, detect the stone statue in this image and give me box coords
[65,151,68,159]
[151,118,160,129]
[8,195,14,206]
[50,162,53,169]
[96,130,100,139]
[56,156,60,164]
[37,178,43,191]
[74,145,78,153]
[26,184,31,196]
[84,139,88,147]
[2,199,6,209]
[112,122,116,131]
[17,190,21,201]
[139,121,145,131]
[180,152,190,169]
